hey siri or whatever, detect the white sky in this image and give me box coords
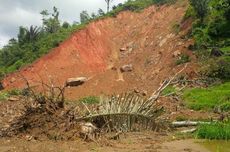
[0,0,126,48]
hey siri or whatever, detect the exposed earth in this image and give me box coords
[0,1,227,152]
[2,1,197,100]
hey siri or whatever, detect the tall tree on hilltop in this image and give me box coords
[40,6,60,33]
[80,10,90,23]
[105,0,114,13]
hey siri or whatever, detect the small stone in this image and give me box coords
[120,48,126,52]
[173,50,181,58]
[120,64,133,72]
[134,89,140,93]
[10,77,16,83]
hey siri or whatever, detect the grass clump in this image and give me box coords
[176,54,191,65]
[183,82,230,111]
[162,85,176,96]
[0,89,21,101]
[79,96,100,104]
[196,121,230,140]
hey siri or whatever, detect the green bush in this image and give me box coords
[79,96,100,104]
[201,56,230,81]
[196,121,230,140]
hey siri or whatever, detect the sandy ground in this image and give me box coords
[0,132,211,152]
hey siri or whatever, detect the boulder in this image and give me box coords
[120,64,133,72]
[66,77,87,87]
[210,48,224,57]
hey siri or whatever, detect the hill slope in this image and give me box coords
[2,2,196,99]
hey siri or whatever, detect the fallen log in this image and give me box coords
[172,121,211,127]
[180,128,197,133]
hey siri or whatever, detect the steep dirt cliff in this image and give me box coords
[2,2,197,99]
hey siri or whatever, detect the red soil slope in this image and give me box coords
[2,2,197,99]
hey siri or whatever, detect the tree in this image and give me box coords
[18,26,41,45]
[80,10,90,23]
[91,13,97,19]
[40,6,60,33]
[27,26,41,42]
[105,0,114,13]
[189,0,210,22]
[98,8,105,16]
[62,22,70,28]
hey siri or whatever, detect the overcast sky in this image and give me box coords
[0,0,126,48]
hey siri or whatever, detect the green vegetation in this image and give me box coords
[196,121,230,140]
[188,0,230,49]
[201,56,230,81]
[162,85,176,96]
[79,96,100,104]
[0,89,21,101]
[183,82,230,111]
[176,54,191,65]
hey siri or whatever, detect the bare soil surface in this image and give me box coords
[2,1,197,100]
[0,133,210,152]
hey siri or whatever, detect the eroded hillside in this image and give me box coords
[2,1,197,99]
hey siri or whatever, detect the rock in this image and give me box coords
[120,48,126,52]
[10,77,16,83]
[210,48,224,57]
[134,88,140,93]
[120,64,133,72]
[66,77,87,87]
[173,50,181,57]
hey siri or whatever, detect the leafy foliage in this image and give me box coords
[80,10,91,23]
[189,0,230,48]
[189,0,210,22]
[201,56,230,81]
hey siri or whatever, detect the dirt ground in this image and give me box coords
[0,132,210,152]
